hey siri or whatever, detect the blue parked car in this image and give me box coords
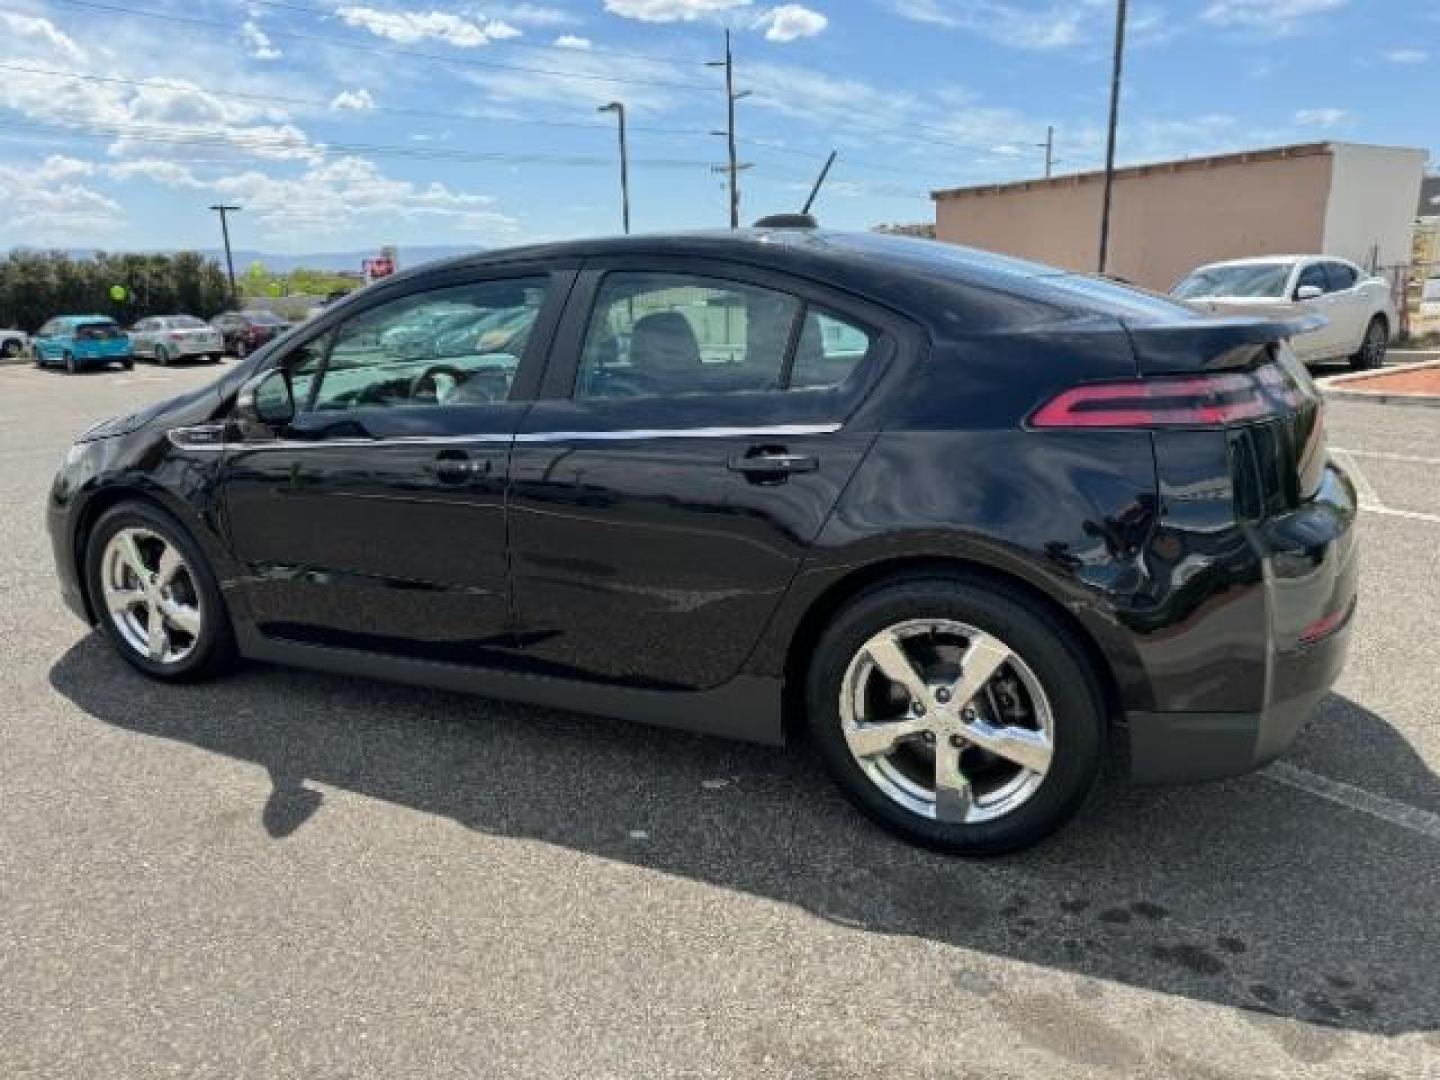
[31,316,134,373]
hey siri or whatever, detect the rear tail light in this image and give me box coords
[1032,370,1306,429]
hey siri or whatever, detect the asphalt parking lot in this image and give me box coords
[2,359,1437,1079]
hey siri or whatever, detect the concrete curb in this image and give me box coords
[1318,357,1440,409]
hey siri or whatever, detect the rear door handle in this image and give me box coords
[426,450,489,483]
[727,447,819,478]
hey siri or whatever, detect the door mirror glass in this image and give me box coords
[238,369,295,428]
[1295,285,1323,301]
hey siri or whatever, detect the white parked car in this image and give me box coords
[129,315,225,365]
[1172,256,1395,369]
[0,328,28,360]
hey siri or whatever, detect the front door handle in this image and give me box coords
[727,446,819,481]
[426,450,489,483]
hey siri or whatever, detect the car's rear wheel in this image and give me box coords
[155,344,171,366]
[1351,316,1387,371]
[806,576,1103,855]
[85,502,237,682]
[64,350,77,374]
[1,338,21,359]
[234,339,248,359]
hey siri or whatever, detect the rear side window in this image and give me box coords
[575,272,872,399]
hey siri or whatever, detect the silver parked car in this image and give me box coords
[129,316,225,365]
[1172,256,1395,370]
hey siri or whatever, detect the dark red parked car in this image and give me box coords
[210,310,288,358]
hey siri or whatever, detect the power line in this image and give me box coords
[0,62,715,138]
[30,0,720,92]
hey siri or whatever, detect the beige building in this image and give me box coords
[931,141,1428,292]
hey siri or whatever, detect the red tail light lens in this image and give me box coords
[1031,373,1272,429]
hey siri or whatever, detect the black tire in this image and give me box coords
[121,358,134,371]
[806,575,1104,855]
[1,338,21,359]
[208,353,223,364]
[64,350,77,374]
[234,339,248,359]
[1350,316,1387,371]
[85,501,237,683]
[155,344,170,366]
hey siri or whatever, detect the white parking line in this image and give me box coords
[1331,448,1440,526]
[1263,761,1440,843]
[1331,447,1440,467]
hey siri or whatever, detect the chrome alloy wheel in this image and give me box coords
[100,527,202,664]
[839,619,1055,825]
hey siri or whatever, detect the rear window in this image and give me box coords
[76,322,121,340]
[244,311,284,326]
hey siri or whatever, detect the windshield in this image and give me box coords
[1173,263,1292,300]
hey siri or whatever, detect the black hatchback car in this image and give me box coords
[48,229,1358,853]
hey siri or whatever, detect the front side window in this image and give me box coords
[1296,263,1327,296]
[1324,262,1358,292]
[296,276,549,413]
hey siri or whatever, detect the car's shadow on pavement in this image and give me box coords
[50,635,1440,1038]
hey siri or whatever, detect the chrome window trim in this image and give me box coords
[167,422,843,452]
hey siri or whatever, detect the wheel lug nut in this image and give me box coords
[950,735,965,749]
[913,703,926,717]
[935,688,951,704]
[922,731,935,743]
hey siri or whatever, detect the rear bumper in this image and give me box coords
[1126,601,1353,783]
[1127,459,1358,784]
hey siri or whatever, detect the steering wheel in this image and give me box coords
[409,364,468,404]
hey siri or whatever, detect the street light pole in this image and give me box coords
[209,204,242,301]
[1097,0,1127,275]
[598,102,630,234]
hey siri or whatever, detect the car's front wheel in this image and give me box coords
[155,344,170,366]
[85,502,237,682]
[807,575,1103,855]
[1350,316,1388,371]
[64,350,77,374]
[1,338,21,359]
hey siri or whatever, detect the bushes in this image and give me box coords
[0,251,232,333]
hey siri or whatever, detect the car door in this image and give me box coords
[1290,261,1340,360]
[217,264,572,662]
[1320,260,1367,353]
[506,258,898,691]
[131,318,155,357]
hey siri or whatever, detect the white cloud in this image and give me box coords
[1382,48,1428,64]
[241,20,282,60]
[889,0,1110,50]
[756,4,827,41]
[0,155,123,243]
[603,0,752,23]
[0,12,85,63]
[1295,107,1353,128]
[1201,0,1347,35]
[554,33,592,48]
[330,88,376,110]
[485,3,575,26]
[336,7,522,46]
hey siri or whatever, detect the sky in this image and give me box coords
[0,0,1435,257]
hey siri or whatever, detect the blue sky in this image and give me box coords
[0,0,1434,255]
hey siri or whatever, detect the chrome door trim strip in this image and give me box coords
[168,423,842,452]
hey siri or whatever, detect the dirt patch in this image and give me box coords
[1335,365,1440,397]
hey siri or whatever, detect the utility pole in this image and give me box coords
[597,101,631,233]
[1035,125,1059,179]
[707,30,750,228]
[1097,0,1127,275]
[209,204,241,301]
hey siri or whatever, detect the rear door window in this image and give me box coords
[1323,262,1358,292]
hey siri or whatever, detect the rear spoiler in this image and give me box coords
[1121,313,1328,375]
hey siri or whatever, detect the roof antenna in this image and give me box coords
[753,150,835,229]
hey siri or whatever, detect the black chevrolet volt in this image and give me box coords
[47,228,1358,853]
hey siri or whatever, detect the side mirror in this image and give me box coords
[1295,284,1323,301]
[236,369,295,429]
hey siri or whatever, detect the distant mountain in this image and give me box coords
[43,244,483,272]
